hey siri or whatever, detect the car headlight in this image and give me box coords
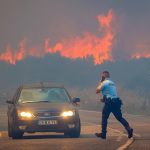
[61,110,75,117]
[18,111,35,119]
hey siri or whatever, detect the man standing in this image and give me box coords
[95,71,133,139]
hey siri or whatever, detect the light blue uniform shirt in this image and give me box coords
[99,78,118,99]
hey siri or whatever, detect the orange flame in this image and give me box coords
[131,53,150,59]
[131,44,150,59]
[0,40,26,64]
[45,10,114,64]
[0,10,115,65]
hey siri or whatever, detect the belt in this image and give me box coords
[104,97,122,105]
[106,96,118,99]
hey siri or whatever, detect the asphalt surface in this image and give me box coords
[0,105,150,150]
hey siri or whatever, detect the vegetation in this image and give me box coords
[68,85,150,115]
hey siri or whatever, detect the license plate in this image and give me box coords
[38,120,58,125]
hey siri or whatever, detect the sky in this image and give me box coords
[0,0,150,65]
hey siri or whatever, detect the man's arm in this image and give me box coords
[96,81,103,94]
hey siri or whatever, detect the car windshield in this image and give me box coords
[18,87,70,103]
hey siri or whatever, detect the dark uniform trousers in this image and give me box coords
[102,98,131,134]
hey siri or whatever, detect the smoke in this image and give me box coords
[0,10,115,65]
[0,40,26,65]
[45,10,114,64]
[0,9,149,65]
[131,43,150,59]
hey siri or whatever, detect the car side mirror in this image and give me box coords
[6,99,14,104]
[72,97,80,106]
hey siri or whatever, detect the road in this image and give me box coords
[0,106,150,150]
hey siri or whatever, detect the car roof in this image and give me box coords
[20,83,64,89]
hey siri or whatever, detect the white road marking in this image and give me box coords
[82,121,141,150]
[82,121,127,137]
[0,109,142,149]
[116,137,134,150]
[108,127,141,138]
[82,121,140,138]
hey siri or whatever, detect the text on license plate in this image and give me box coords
[38,120,58,125]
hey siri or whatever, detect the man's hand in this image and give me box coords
[96,80,104,94]
[96,88,100,94]
[101,75,105,82]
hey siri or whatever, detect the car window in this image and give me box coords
[18,88,70,103]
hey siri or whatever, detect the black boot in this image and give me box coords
[95,133,106,139]
[128,128,133,138]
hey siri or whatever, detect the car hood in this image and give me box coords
[17,102,75,112]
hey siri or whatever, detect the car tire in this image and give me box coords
[8,117,12,137]
[11,118,24,139]
[65,120,81,138]
[12,131,24,139]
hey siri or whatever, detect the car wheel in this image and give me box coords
[11,118,24,139]
[8,117,12,137]
[64,132,69,137]
[12,131,24,139]
[67,120,81,138]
